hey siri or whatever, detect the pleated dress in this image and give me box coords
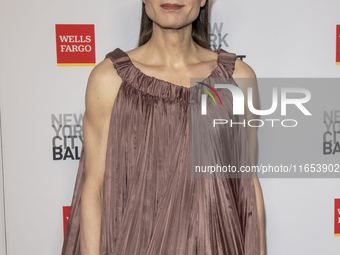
[61,47,260,255]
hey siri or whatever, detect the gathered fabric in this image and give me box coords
[61,47,260,255]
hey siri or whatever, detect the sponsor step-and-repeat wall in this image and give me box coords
[0,0,339,254]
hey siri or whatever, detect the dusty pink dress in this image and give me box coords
[61,48,260,255]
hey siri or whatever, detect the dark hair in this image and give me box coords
[138,0,210,49]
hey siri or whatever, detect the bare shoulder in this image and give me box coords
[233,58,257,79]
[84,57,122,123]
[232,59,260,118]
[232,59,258,92]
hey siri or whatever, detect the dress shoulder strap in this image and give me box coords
[105,48,131,80]
[216,48,237,78]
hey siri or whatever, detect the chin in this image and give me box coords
[156,19,189,30]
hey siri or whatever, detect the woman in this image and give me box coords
[62,0,266,254]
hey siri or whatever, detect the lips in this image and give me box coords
[160,3,185,11]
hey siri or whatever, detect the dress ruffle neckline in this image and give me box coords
[105,47,237,104]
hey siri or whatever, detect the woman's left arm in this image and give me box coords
[233,59,266,255]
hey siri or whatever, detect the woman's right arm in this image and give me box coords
[80,58,122,255]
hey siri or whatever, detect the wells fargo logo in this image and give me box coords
[55,24,96,66]
[337,25,340,65]
[63,206,71,237]
[335,198,340,236]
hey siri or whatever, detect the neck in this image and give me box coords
[142,22,201,69]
